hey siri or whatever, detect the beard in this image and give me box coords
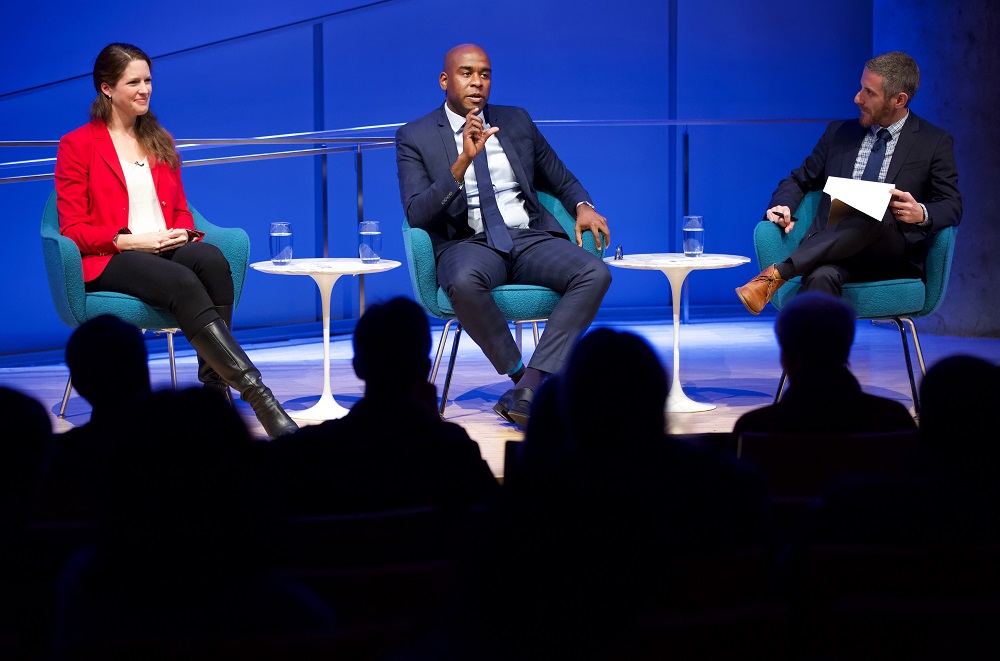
[859,98,896,128]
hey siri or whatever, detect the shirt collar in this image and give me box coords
[877,109,909,140]
[444,102,489,134]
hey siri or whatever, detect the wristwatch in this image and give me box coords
[576,201,596,213]
[918,203,931,227]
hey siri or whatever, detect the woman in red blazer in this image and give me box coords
[55,43,296,439]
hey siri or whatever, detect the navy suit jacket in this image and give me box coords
[396,104,592,257]
[768,112,961,276]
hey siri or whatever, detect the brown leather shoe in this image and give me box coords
[736,264,787,315]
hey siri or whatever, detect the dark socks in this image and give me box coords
[515,367,546,392]
[509,365,525,385]
[775,261,794,280]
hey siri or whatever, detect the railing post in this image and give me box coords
[356,143,365,314]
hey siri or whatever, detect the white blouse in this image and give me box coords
[120,158,167,234]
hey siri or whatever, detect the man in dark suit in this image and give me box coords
[396,44,612,426]
[737,51,961,314]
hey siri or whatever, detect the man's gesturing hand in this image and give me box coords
[450,108,499,184]
[462,108,499,159]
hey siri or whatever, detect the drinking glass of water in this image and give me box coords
[682,215,704,257]
[269,222,293,265]
[359,220,382,263]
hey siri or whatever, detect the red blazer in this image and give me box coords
[55,121,198,282]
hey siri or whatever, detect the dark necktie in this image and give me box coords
[471,148,514,253]
[860,128,892,182]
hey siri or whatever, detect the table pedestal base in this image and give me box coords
[290,394,351,422]
[665,265,716,413]
[666,384,717,413]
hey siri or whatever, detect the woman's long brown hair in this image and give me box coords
[90,43,180,170]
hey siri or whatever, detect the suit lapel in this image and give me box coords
[92,122,127,189]
[436,106,459,161]
[837,122,868,178]
[436,106,468,215]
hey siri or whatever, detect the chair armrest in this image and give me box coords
[920,226,957,316]
[190,205,250,308]
[537,190,605,257]
[40,190,87,327]
[402,220,448,319]
[753,191,821,270]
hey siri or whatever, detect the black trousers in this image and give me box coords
[85,242,234,337]
[436,228,611,375]
[787,208,909,297]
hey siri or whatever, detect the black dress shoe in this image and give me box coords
[493,387,533,428]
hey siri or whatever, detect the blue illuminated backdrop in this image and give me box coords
[6,0,988,358]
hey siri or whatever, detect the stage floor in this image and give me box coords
[4,317,998,479]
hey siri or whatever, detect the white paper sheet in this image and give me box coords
[823,176,894,221]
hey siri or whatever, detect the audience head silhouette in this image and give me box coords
[104,387,268,578]
[562,328,668,446]
[0,387,51,524]
[352,297,431,389]
[919,354,1000,470]
[776,291,856,376]
[65,314,150,411]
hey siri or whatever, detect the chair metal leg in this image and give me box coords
[893,317,921,415]
[146,328,180,390]
[774,370,787,404]
[513,319,545,355]
[900,317,927,375]
[439,324,463,416]
[430,319,456,385]
[58,375,74,418]
[166,330,178,389]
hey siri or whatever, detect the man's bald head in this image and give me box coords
[443,43,488,72]
[440,44,493,116]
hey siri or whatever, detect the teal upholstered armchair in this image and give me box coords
[752,190,957,412]
[403,190,604,415]
[40,189,250,416]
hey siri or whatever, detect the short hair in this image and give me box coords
[352,297,431,384]
[65,315,149,406]
[919,355,1000,458]
[775,292,856,367]
[562,328,668,445]
[866,51,920,104]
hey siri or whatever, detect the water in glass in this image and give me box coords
[270,222,293,265]
[682,216,704,257]
[359,221,382,263]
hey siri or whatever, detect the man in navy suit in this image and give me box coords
[736,51,962,314]
[396,44,612,426]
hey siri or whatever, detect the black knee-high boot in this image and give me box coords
[198,305,235,407]
[189,319,298,439]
